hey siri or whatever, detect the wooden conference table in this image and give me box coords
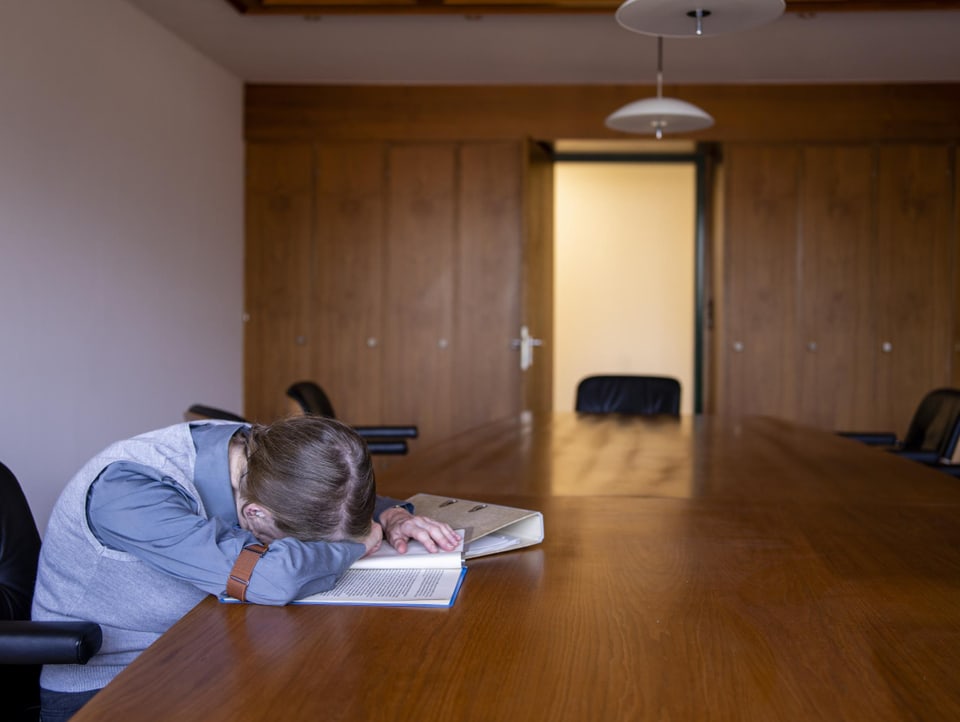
[72,413,960,722]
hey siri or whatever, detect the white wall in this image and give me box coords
[553,162,696,413]
[0,2,243,533]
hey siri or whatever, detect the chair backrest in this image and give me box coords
[0,462,41,623]
[286,381,337,418]
[1,461,43,720]
[575,375,681,416]
[184,404,247,423]
[902,388,960,459]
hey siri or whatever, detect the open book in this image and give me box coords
[220,533,466,608]
[406,494,544,559]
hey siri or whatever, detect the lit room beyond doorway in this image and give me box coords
[553,160,697,414]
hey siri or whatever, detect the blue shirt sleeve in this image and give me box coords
[87,462,365,605]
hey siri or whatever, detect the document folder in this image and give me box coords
[406,493,544,559]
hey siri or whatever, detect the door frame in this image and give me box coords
[549,146,712,413]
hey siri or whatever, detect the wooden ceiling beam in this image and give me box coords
[245,83,960,143]
[225,0,960,15]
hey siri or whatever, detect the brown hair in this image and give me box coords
[238,415,376,542]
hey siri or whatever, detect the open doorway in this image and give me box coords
[551,143,706,415]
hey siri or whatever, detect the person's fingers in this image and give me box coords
[386,516,463,553]
[433,522,460,548]
[416,518,460,550]
[413,519,459,551]
[388,517,434,552]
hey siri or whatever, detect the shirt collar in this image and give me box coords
[190,421,248,525]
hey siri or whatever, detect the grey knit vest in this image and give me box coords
[32,422,220,692]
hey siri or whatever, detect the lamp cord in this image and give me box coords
[656,36,663,99]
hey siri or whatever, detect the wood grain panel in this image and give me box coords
[311,143,385,425]
[874,144,954,435]
[955,145,960,392]
[522,141,555,414]
[233,0,960,14]
[453,142,523,433]
[722,145,801,420]
[244,143,314,422]
[380,413,960,503]
[382,143,457,440]
[245,84,960,144]
[799,145,875,430]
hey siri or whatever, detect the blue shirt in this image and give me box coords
[86,422,408,604]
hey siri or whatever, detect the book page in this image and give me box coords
[465,532,522,557]
[293,567,466,607]
[350,533,464,571]
[220,531,466,607]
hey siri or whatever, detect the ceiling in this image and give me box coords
[124,0,960,85]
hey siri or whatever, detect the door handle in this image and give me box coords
[511,325,543,371]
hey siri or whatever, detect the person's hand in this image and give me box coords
[379,508,461,554]
[357,521,384,558]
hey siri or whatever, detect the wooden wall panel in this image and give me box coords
[798,146,875,430]
[955,145,960,392]
[244,143,314,422]
[721,142,955,433]
[243,84,959,435]
[454,142,524,433]
[382,144,457,435]
[874,144,954,434]
[245,84,960,144]
[521,141,555,414]
[312,143,385,425]
[722,145,801,420]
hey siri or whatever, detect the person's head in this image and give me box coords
[234,415,376,544]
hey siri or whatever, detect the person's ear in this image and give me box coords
[243,503,268,521]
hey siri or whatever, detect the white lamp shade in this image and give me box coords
[616,0,785,37]
[605,96,714,135]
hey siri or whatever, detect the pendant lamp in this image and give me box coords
[616,0,785,37]
[605,37,713,138]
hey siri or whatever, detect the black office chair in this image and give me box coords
[286,381,418,455]
[184,404,248,423]
[837,388,960,465]
[0,461,103,722]
[575,375,681,416]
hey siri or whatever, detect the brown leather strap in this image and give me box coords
[226,543,268,602]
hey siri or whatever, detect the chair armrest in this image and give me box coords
[0,621,102,665]
[365,441,409,455]
[353,425,419,439]
[890,449,941,465]
[836,431,898,446]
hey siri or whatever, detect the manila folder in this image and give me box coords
[406,493,544,559]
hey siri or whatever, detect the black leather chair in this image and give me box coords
[575,375,681,416]
[184,403,248,423]
[0,461,102,722]
[837,388,960,465]
[286,381,418,455]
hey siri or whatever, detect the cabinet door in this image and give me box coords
[382,144,458,437]
[874,144,953,435]
[245,141,535,446]
[798,146,876,430]
[381,142,528,445]
[311,143,385,425]
[244,143,314,423]
[454,142,524,434]
[722,145,801,419]
[522,140,555,415]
